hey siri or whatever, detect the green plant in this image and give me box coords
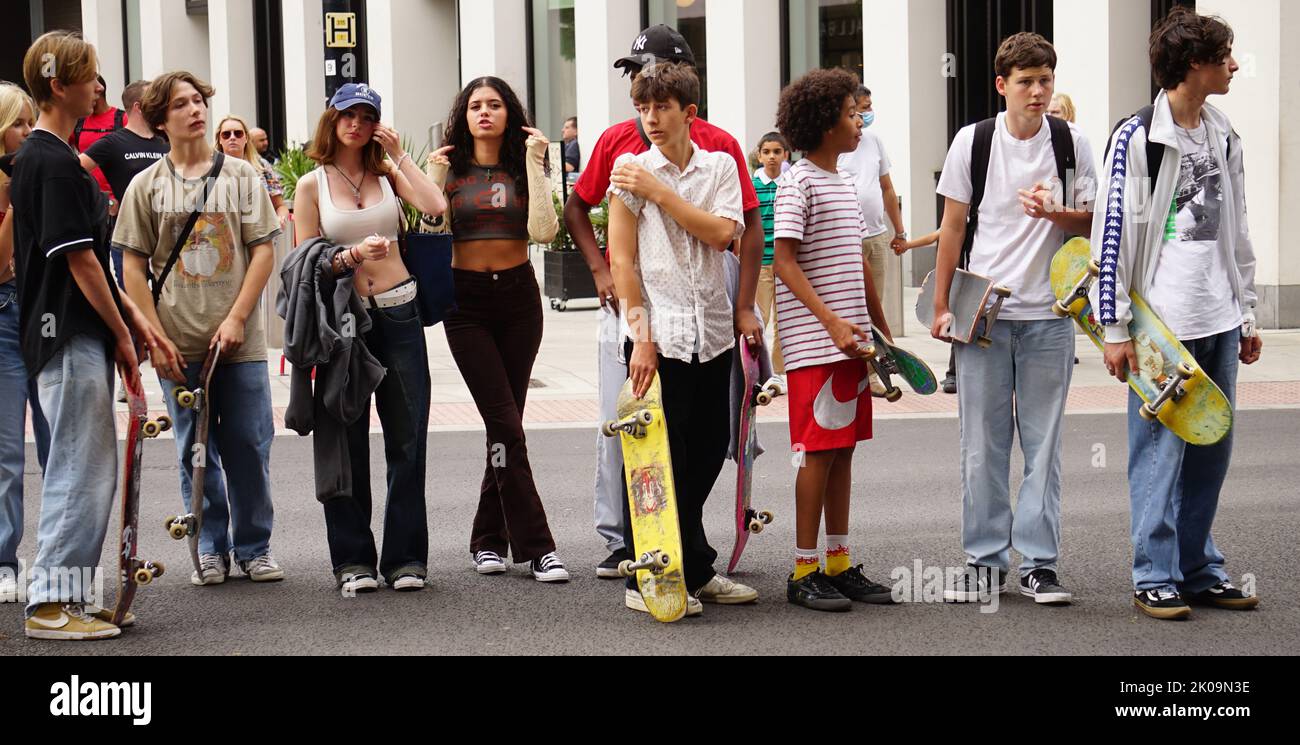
[549,193,608,251]
[274,143,316,203]
[398,135,431,231]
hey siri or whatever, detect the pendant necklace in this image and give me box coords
[333,165,366,208]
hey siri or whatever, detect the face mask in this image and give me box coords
[860,112,875,129]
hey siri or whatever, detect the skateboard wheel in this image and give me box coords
[759,510,774,525]
[600,421,618,438]
[617,559,636,577]
[175,388,195,408]
[885,388,902,403]
[748,519,764,534]
[756,391,772,407]
[976,336,993,349]
[1052,301,1070,318]
[156,415,172,432]
[134,567,154,585]
[637,410,654,426]
[1139,402,1158,421]
[1086,260,1101,278]
[142,421,159,437]
[994,286,1012,298]
[655,552,671,568]
[152,560,165,578]
[1177,361,1195,379]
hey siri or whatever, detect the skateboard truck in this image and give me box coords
[1053,259,1100,318]
[602,409,654,438]
[130,559,165,585]
[618,550,672,577]
[866,354,904,403]
[977,286,1013,348]
[164,513,197,541]
[1139,361,1196,421]
[140,415,173,439]
[753,378,784,407]
[746,509,775,534]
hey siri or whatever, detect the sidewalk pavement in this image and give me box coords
[75,264,1300,438]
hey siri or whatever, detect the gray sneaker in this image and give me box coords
[239,554,285,582]
[191,553,230,586]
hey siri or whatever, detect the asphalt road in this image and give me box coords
[2,410,1296,655]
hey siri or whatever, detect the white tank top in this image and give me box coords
[314,166,402,247]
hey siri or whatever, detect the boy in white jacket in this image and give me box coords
[1091,6,1261,620]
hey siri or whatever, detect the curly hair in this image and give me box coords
[776,68,859,153]
[442,76,532,187]
[1150,6,1233,91]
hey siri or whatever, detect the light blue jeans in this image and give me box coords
[955,318,1075,575]
[0,281,50,571]
[1128,328,1237,594]
[593,306,627,552]
[159,359,275,562]
[26,334,117,613]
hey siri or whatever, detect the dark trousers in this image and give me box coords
[444,262,556,562]
[325,298,431,582]
[621,340,733,594]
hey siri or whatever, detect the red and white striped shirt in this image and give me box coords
[773,159,870,372]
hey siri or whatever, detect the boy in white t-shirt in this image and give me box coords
[932,33,1096,606]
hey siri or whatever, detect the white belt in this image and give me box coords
[361,277,417,309]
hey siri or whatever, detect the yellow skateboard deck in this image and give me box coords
[602,374,687,622]
[1050,237,1232,445]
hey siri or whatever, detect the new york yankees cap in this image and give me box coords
[613,24,696,75]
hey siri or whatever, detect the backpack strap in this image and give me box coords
[151,153,225,304]
[1046,115,1076,189]
[113,108,125,131]
[71,118,86,151]
[634,116,652,150]
[961,117,997,270]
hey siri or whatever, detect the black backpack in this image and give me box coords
[962,115,1075,268]
[70,108,126,152]
[1102,104,1233,208]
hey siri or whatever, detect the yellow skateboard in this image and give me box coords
[1051,237,1232,445]
[602,374,687,623]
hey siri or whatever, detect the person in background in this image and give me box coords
[215,114,290,224]
[562,116,580,174]
[69,74,124,212]
[752,131,788,382]
[1048,93,1076,123]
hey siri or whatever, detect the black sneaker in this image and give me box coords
[1134,588,1191,620]
[787,571,852,612]
[1019,568,1073,605]
[596,548,632,579]
[941,374,957,394]
[943,565,1005,603]
[1184,581,1258,610]
[824,565,898,604]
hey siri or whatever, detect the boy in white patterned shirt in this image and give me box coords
[606,62,759,615]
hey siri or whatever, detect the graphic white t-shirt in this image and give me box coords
[937,113,1097,320]
[1145,123,1241,340]
[837,130,892,238]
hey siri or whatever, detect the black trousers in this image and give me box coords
[621,340,733,594]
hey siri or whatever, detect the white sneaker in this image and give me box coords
[0,567,17,603]
[696,574,759,604]
[191,553,230,586]
[474,550,507,575]
[530,552,570,582]
[391,574,425,592]
[624,588,703,617]
[340,571,379,595]
[238,554,285,582]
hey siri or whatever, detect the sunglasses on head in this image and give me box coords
[220,129,245,140]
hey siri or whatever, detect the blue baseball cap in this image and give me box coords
[329,83,382,118]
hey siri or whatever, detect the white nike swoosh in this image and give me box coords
[29,612,69,629]
[812,368,869,431]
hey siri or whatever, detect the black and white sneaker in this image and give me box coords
[787,571,852,612]
[1134,588,1190,620]
[824,565,898,604]
[1019,568,1073,605]
[1184,581,1258,610]
[597,548,631,579]
[943,565,1005,603]
[390,574,425,592]
[340,571,379,596]
[474,551,507,575]
[530,552,570,582]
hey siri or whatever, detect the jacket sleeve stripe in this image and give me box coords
[1098,116,1142,326]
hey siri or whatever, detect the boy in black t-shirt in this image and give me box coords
[11,31,165,641]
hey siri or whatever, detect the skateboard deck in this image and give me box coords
[164,344,222,575]
[866,327,938,401]
[917,269,1012,348]
[727,337,778,575]
[602,374,687,622]
[1051,237,1232,445]
[111,369,170,626]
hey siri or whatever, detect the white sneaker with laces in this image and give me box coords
[340,572,379,595]
[696,574,759,604]
[239,554,285,582]
[530,552,570,582]
[191,553,230,586]
[474,551,507,575]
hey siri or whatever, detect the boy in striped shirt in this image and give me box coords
[773,69,898,612]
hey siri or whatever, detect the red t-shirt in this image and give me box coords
[574,117,759,212]
[71,107,126,196]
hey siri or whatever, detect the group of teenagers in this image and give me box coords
[0,4,1261,641]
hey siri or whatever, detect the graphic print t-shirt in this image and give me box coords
[1145,123,1240,341]
[112,155,281,363]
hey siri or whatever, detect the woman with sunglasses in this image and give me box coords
[292,84,447,595]
[427,77,567,582]
[215,114,289,224]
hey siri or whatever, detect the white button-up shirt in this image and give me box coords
[609,145,744,364]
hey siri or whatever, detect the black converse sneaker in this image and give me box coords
[473,551,507,575]
[943,565,1005,603]
[1019,568,1073,605]
[530,552,570,582]
[596,547,632,579]
[1133,588,1191,620]
[787,571,852,612]
[1184,581,1259,610]
[824,565,898,604]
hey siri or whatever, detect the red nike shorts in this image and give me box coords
[787,358,873,453]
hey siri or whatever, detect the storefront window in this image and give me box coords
[641,0,708,121]
[530,0,578,143]
[785,0,863,87]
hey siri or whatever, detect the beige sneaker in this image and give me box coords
[696,574,759,604]
[624,588,703,617]
[87,605,135,628]
[25,603,121,640]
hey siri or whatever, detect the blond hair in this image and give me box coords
[1050,93,1076,123]
[213,114,265,173]
[0,83,36,156]
[22,31,98,109]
